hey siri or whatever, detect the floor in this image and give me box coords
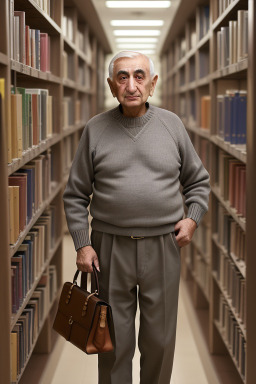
[42,234,220,384]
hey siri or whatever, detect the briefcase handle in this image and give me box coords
[73,264,99,294]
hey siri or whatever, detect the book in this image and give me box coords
[40,32,50,72]
[217,90,247,145]
[229,20,237,65]
[14,16,20,62]
[14,11,26,64]
[10,332,18,381]
[237,10,248,61]
[9,174,28,232]
[11,93,23,159]
[35,29,41,70]
[25,25,31,66]
[16,87,29,151]
[201,95,211,129]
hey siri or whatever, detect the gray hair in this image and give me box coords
[108,51,155,80]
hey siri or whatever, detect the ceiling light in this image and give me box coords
[116,38,158,43]
[133,50,156,54]
[114,30,161,36]
[117,44,156,49]
[111,20,164,27]
[106,1,171,8]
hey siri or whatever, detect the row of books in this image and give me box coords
[63,135,75,174]
[198,138,210,170]
[215,248,246,324]
[218,0,238,17]
[218,294,246,379]
[201,95,211,130]
[33,0,51,15]
[185,245,210,300]
[177,4,209,59]
[194,253,210,300]
[217,203,246,262]
[217,10,248,69]
[199,50,210,79]
[63,12,74,42]
[63,50,75,81]
[11,205,57,314]
[63,96,75,129]
[8,150,52,243]
[9,87,53,163]
[218,149,246,217]
[198,5,210,41]
[193,222,211,256]
[217,90,247,145]
[11,265,57,382]
[77,29,92,63]
[9,5,51,71]
[78,63,91,88]
[218,150,246,217]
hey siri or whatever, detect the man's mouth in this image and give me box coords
[125,96,139,100]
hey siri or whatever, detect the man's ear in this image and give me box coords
[149,75,158,97]
[107,78,116,98]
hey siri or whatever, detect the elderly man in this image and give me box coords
[63,51,210,384]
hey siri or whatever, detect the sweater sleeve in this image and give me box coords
[63,124,94,250]
[176,117,210,226]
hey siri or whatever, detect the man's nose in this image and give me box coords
[126,77,136,93]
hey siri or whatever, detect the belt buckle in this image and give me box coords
[131,236,144,239]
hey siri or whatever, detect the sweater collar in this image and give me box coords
[112,102,154,128]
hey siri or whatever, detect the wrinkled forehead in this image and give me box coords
[113,55,150,75]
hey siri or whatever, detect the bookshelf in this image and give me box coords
[0,0,111,383]
[161,0,255,382]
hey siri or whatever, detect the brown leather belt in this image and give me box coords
[130,236,144,239]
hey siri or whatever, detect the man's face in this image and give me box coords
[107,55,158,115]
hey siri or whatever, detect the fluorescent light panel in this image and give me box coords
[106,1,171,8]
[111,20,164,27]
[117,44,156,49]
[133,50,156,54]
[114,30,161,36]
[116,38,158,43]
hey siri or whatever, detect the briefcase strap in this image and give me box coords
[73,264,99,294]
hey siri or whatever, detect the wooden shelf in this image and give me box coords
[212,271,246,339]
[8,134,61,176]
[11,60,62,83]
[211,135,247,164]
[10,235,62,331]
[0,52,8,65]
[214,320,246,383]
[0,0,111,382]
[212,233,246,278]
[15,0,62,35]
[191,238,210,266]
[10,181,62,257]
[15,286,62,384]
[211,58,248,80]
[62,121,86,138]
[211,186,246,231]
[186,123,211,139]
[212,0,248,31]
[63,78,76,88]
[63,35,76,51]
[161,0,252,381]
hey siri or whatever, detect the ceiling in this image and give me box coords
[91,0,181,58]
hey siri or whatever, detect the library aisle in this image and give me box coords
[41,234,218,384]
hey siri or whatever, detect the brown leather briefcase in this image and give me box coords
[53,265,114,354]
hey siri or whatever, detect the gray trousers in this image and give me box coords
[91,230,181,384]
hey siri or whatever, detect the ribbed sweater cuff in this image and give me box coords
[70,228,91,251]
[187,203,206,226]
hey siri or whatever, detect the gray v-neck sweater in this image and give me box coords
[63,104,210,250]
